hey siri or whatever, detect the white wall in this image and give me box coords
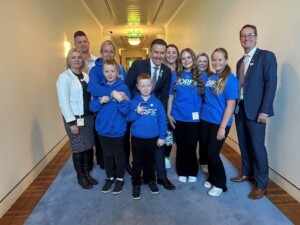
[0,0,103,217]
[166,0,300,200]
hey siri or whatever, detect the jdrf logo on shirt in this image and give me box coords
[177,78,194,86]
[205,80,216,88]
[143,108,158,116]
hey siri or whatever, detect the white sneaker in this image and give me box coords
[178,176,187,183]
[188,176,197,182]
[208,186,223,197]
[201,164,208,173]
[165,158,171,169]
[203,181,212,189]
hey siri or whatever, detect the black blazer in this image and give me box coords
[125,59,172,111]
[236,48,277,120]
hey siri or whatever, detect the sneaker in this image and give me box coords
[132,186,141,200]
[188,176,197,182]
[102,178,114,193]
[112,179,124,195]
[201,164,208,173]
[165,158,171,169]
[178,176,187,183]
[208,186,223,197]
[148,182,159,194]
[203,181,212,189]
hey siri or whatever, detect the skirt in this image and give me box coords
[63,114,95,153]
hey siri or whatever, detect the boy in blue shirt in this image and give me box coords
[89,59,130,195]
[127,73,167,200]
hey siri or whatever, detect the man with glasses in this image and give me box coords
[231,24,277,200]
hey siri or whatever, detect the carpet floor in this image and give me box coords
[24,152,292,225]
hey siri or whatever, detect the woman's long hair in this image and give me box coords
[176,48,205,95]
[212,48,231,94]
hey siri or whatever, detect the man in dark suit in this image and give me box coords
[126,39,175,190]
[231,24,277,199]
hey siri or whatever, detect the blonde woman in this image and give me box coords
[199,48,238,197]
[56,48,98,189]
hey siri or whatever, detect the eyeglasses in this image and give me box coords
[240,33,256,40]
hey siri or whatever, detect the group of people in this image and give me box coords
[56,24,277,200]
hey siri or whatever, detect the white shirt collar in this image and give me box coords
[246,47,257,58]
[150,59,160,70]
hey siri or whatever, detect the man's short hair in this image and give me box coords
[240,24,258,36]
[150,39,167,49]
[74,30,87,39]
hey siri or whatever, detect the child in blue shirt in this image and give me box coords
[199,48,238,197]
[127,73,167,200]
[89,59,130,195]
[167,48,205,183]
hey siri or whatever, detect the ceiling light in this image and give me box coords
[128,37,141,46]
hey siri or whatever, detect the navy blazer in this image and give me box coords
[237,48,277,120]
[125,59,172,111]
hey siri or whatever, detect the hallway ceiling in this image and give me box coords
[83,0,185,51]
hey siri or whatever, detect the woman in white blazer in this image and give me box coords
[56,48,98,189]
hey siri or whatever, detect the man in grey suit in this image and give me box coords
[231,24,277,200]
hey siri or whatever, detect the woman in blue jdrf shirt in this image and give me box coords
[167,48,205,183]
[200,48,238,197]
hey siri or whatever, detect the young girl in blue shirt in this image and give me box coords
[200,48,238,197]
[167,48,205,183]
[196,52,213,174]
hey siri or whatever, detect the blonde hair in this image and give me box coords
[100,40,115,53]
[211,48,231,94]
[65,48,85,70]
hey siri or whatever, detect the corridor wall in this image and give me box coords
[0,0,103,217]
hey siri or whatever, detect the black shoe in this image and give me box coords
[148,182,159,194]
[132,186,141,200]
[112,180,124,195]
[126,164,133,175]
[77,176,93,189]
[102,178,114,193]
[157,178,176,190]
[85,172,99,185]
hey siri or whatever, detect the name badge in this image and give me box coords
[192,112,199,120]
[77,118,84,126]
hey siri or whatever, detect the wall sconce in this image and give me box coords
[128,29,141,46]
[64,41,71,57]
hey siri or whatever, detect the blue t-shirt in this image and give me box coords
[200,72,238,126]
[202,72,209,84]
[169,71,203,122]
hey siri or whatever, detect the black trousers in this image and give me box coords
[131,136,157,186]
[198,121,207,165]
[99,135,125,179]
[199,120,230,190]
[174,121,199,177]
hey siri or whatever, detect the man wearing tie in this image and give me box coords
[126,39,175,190]
[231,24,277,199]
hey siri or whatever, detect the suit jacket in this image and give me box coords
[236,48,277,120]
[125,59,172,111]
